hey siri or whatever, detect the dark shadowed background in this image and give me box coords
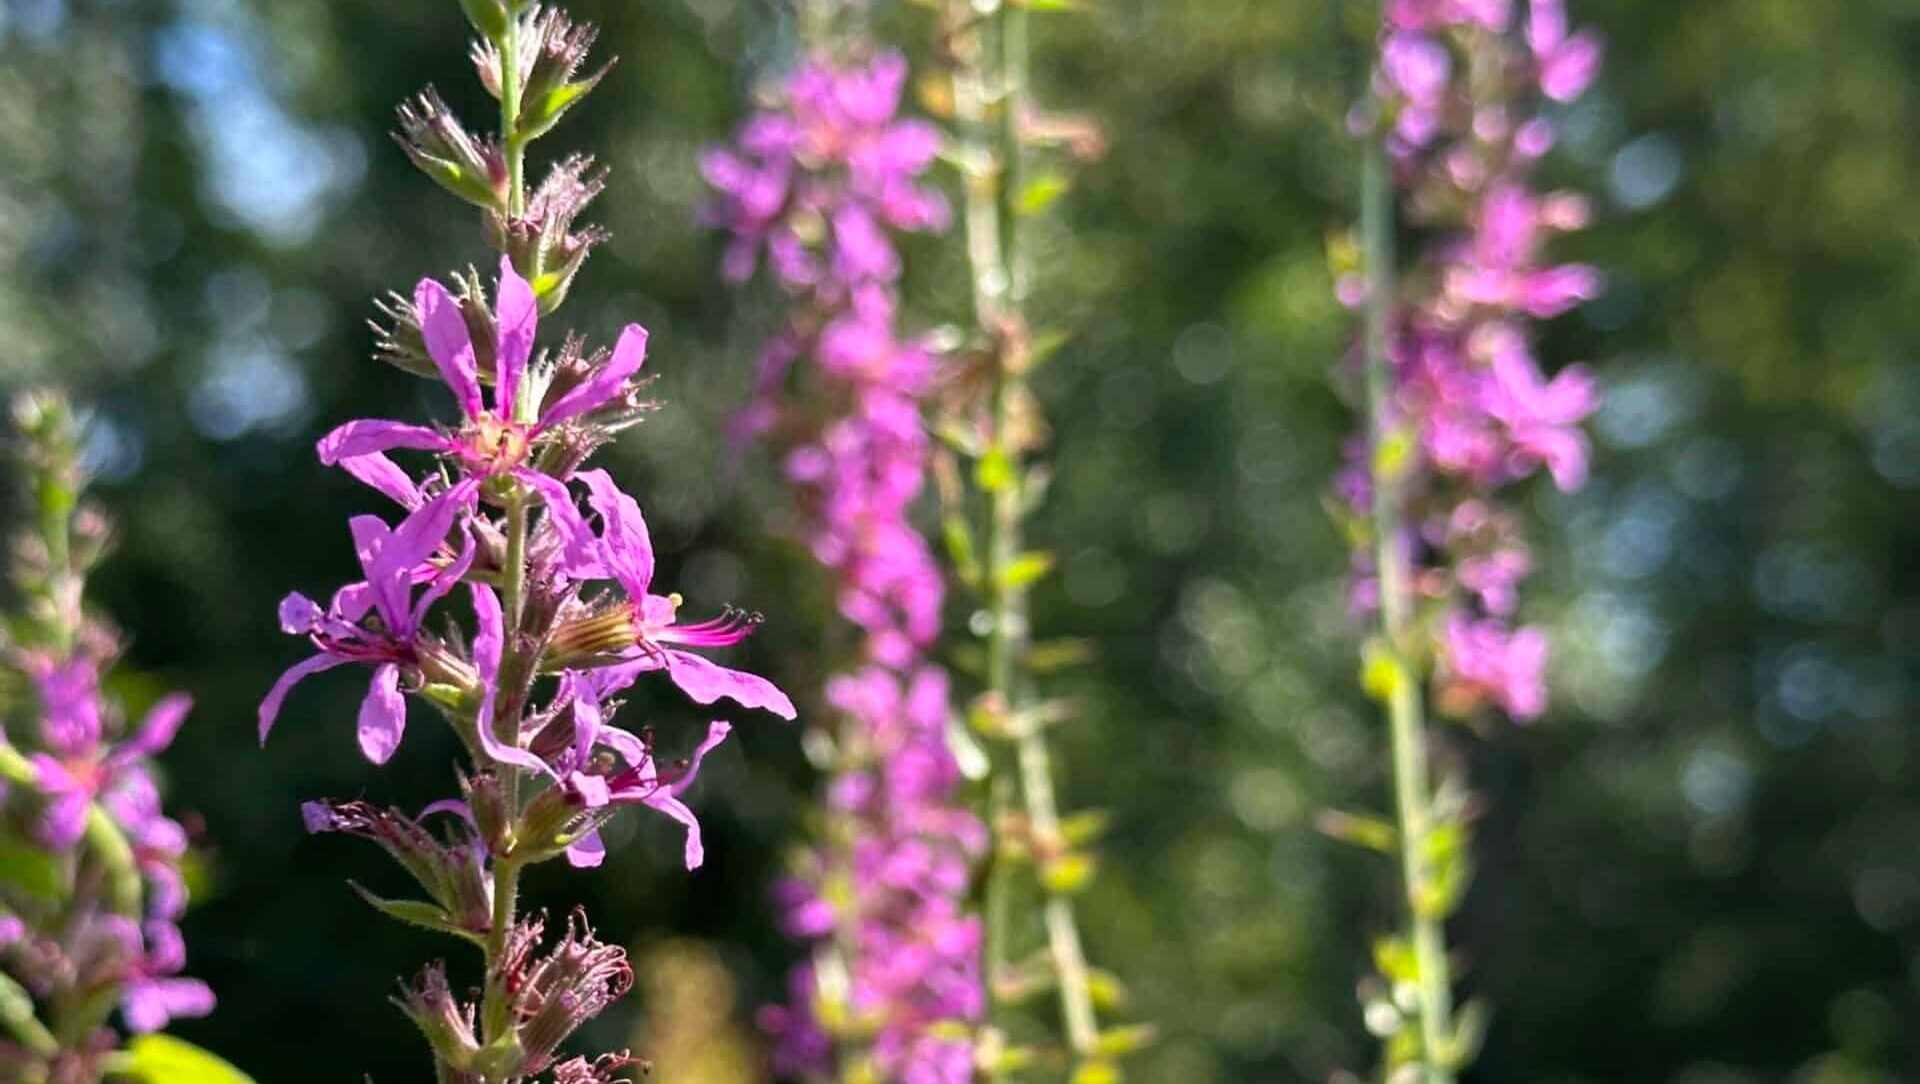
[2,0,1918,1079]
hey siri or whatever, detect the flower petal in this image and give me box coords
[258,653,352,743]
[577,468,653,598]
[468,583,553,776]
[339,453,426,509]
[356,663,408,764]
[666,720,733,797]
[416,277,485,419]
[317,419,448,465]
[538,324,648,428]
[642,790,706,870]
[565,827,607,868]
[494,255,537,419]
[122,693,192,758]
[664,651,797,720]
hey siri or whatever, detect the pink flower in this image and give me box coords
[259,479,479,762]
[317,257,647,492]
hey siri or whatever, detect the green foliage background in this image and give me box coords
[3,0,1918,1080]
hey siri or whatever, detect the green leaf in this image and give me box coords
[113,1034,256,1083]
[1314,808,1397,853]
[1018,172,1072,215]
[1094,1024,1160,1058]
[976,447,1016,493]
[1060,809,1111,847]
[0,834,64,900]
[350,884,483,945]
[1002,550,1055,590]
[944,516,982,587]
[1041,852,1097,895]
[1070,1060,1120,1084]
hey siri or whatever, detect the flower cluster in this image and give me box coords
[1343,0,1604,721]
[705,51,985,1082]
[260,3,792,1080]
[0,392,213,1080]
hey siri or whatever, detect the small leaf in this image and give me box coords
[976,448,1016,493]
[1371,935,1419,986]
[350,884,482,945]
[1360,640,1405,703]
[1373,427,1415,483]
[1094,1024,1160,1058]
[1442,997,1491,1070]
[1060,809,1111,847]
[1029,328,1073,368]
[113,1034,256,1083]
[1017,172,1072,215]
[1086,968,1131,1011]
[1069,1060,1120,1084]
[1026,638,1095,672]
[1002,550,1055,590]
[1315,808,1397,853]
[944,517,982,587]
[1041,852,1096,895]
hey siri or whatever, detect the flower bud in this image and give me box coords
[394,88,509,210]
[486,911,634,1074]
[483,156,610,314]
[302,800,493,937]
[374,270,499,380]
[396,963,482,1073]
[517,10,613,141]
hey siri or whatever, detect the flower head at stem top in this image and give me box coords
[316,256,647,501]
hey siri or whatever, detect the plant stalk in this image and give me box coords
[954,0,1100,1067]
[1361,143,1456,1084]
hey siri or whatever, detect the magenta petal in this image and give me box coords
[539,324,648,428]
[415,277,485,418]
[468,583,553,777]
[517,471,599,577]
[380,480,480,598]
[357,663,407,764]
[278,592,323,634]
[664,651,797,720]
[666,721,733,797]
[124,693,192,758]
[317,419,447,465]
[643,790,706,870]
[339,453,426,509]
[565,828,607,868]
[493,255,538,419]
[577,468,654,597]
[258,653,351,743]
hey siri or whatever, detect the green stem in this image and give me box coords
[500,10,526,218]
[1361,144,1455,1084]
[953,0,1100,1068]
[475,10,531,1067]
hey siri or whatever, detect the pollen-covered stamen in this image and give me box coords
[457,412,534,476]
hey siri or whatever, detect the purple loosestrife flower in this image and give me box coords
[542,470,798,720]
[1343,0,1605,725]
[259,479,480,763]
[710,46,981,1082]
[317,257,647,498]
[266,5,792,1078]
[0,395,218,1073]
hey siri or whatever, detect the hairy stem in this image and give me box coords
[1362,143,1455,1084]
[954,0,1100,1066]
